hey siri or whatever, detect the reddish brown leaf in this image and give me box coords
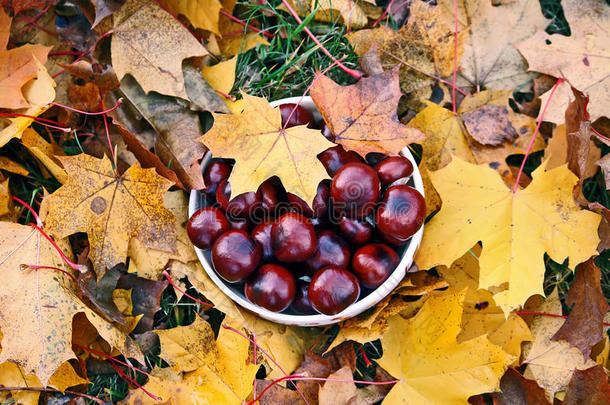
[1,0,56,14]
[254,379,303,405]
[564,365,610,405]
[491,368,551,405]
[461,105,519,146]
[552,258,610,358]
[310,67,425,157]
[61,61,120,94]
[77,265,126,326]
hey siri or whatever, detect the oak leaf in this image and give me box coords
[0,9,51,109]
[552,258,609,358]
[522,291,597,400]
[310,68,425,157]
[491,368,551,405]
[346,1,465,98]
[378,289,513,404]
[516,0,609,122]
[415,157,601,314]
[111,0,209,99]
[201,93,334,206]
[438,0,549,91]
[0,57,55,148]
[45,154,177,279]
[407,93,543,212]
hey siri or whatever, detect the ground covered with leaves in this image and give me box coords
[0,0,609,404]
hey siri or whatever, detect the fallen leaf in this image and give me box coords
[131,316,258,404]
[516,0,609,122]
[347,1,464,98]
[597,154,610,190]
[491,368,551,405]
[313,0,367,29]
[116,271,168,333]
[90,0,126,27]
[318,366,358,405]
[0,9,51,109]
[201,92,334,206]
[0,156,29,176]
[522,290,597,400]
[408,96,544,212]
[61,61,120,93]
[163,0,222,35]
[45,154,177,279]
[254,378,302,405]
[0,0,56,15]
[438,0,549,91]
[20,128,68,184]
[108,75,206,190]
[120,367,202,405]
[77,265,126,325]
[415,157,601,314]
[564,364,610,405]
[0,57,56,148]
[0,178,12,218]
[0,361,42,405]
[183,61,230,113]
[111,0,209,99]
[311,67,425,157]
[378,289,513,404]
[201,56,237,97]
[552,258,610,358]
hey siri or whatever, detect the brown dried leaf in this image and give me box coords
[552,258,610,358]
[311,67,425,157]
[45,154,177,279]
[597,154,610,190]
[117,271,167,333]
[564,364,610,405]
[111,0,208,99]
[491,368,551,405]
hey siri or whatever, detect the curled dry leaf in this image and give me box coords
[516,0,609,123]
[551,258,610,358]
[415,157,601,314]
[522,291,597,401]
[311,67,425,157]
[0,156,29,176]
[379,289,513,404]
[116,271,168,333]
[45,154,177,279]
[111,0,209,99]
[0,57,56,148]
[438,0,549,91]
[201,92,334,206]
[347,0,465,99]
[0,9,51,109]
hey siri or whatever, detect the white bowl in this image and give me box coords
[189,96,425,326]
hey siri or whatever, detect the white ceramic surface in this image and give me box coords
[189,96,425,326]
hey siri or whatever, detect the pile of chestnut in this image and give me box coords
[187,103,426,316]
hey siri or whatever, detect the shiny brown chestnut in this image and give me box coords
[203,160,231,195]
[211,230,261,282]
[279,103,315,128]
[320,122,335,142]
[245,264,296,312]
[256,177,286,217]
[376,185,425,244]
[351,243,399,288]
[292,280,316,314]
[216,180,259,218]
[375,156,414,186]
[336,216,374,246]
[331,162,380,219]
[251,220,274,260]
[227,216,251,232]
[187,207,229,249]
[308,266,360,315]
[286,180,330,218]
[303,230,350,276]
[318,145,363,177]
[271,213,317,262]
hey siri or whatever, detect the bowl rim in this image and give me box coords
[189,96,425,326]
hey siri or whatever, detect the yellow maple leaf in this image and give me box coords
[0,57,56,148]
[111,0,209,99]
[516,0,609,123]
[163,0,222,35]
[45,154,177,278]
[379,289,513,404]
[415,157,601,313]
[200,93,334,206]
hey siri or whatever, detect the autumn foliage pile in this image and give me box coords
[0,0,608,404]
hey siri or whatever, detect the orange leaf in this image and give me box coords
[310,67,425,157]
